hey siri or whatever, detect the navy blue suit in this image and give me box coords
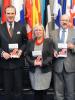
[0,21,27,95]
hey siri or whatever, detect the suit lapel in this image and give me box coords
[12,22,17,40]
[42,39,48,54]
[53,29,60,50]
[43,39,47,51]
[67,29,75,42]
[3,22,15,40]
[2,23,11,41]
[67,29,71,42]
[11,22,19,41]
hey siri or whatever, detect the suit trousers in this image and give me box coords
[54,67,75,100]
[3,68,22,95]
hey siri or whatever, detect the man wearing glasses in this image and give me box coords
[51,14,75,100]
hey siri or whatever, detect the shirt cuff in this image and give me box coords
[1,51,5,57]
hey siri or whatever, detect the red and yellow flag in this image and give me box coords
[32,0,41,27]
[25,0,42,40]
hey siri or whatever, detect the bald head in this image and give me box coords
[61,14,70,22]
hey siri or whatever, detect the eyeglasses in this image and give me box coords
[60,20,69,22]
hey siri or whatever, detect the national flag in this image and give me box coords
[32,0,42,27]
[26,24,32,40]
[25,0,33,40]
[70,0,75,27]
[66,0,71,16]
[53,0,62,29]
[12,0,25,24]
[25,0,33,28]
[25,0,42,40]
[62,0,66,14]
[66,0,72,27]
[1,0,11,23]
[41,0,51,38]
[40,0,45,25]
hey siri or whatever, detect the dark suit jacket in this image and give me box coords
[51,28,75,73]
[26,38,53,73]
[0,22,28,69]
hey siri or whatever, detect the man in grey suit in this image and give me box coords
[51,14,75,100]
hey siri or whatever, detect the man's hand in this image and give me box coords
[67,42,75,49]
[10,49,22,58]
[2,51,11,60]
[54,50,58,58]
[10,48,18,55]
[17,49,22,58]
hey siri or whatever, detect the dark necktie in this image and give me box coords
[9,23,13,37]
[59,29,65,43]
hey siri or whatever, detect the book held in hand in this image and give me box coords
[57,43,67,58]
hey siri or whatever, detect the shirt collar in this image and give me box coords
[6,21,14,29]
[60,28,68,32]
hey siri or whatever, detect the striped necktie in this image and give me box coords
[9,23,13,37]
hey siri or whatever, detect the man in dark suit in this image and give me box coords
[51,14,75,100]
[0,5,28,99]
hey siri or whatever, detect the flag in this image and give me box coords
[25,0,32,28]
[12,0,24,24]
[66,0,72,27]
[70,0,75,27]
[26,24,32,40]
[32,0,42,27]
[25,0,33,40]
[53,0,62,29]
[41,0,51,38]
[1,0,11,23]
[66,0,71,16]
[40,0,45,25]
[62,0,66,14]
[25,0,42,40]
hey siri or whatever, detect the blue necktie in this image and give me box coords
[59,29,65,43]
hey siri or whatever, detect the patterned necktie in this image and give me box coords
[59,29,65,43]
[9,23,13,37]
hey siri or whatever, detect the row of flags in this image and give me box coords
[2,0,75,39]
[25,0,51,39]
[1,0,51,40]
[53,0,75,29]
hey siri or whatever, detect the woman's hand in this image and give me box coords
[34,56,42,66]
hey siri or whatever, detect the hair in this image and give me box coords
[5,5,16,14]
[32,24,46,39]
[61,14,70,22]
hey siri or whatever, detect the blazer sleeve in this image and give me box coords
[20,25,28,52]
[42,39,54,66]
[0,25,4,56]
[71,45,75,53]
[26,41,34,66]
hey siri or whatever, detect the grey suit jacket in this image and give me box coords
[51,28,75,73]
